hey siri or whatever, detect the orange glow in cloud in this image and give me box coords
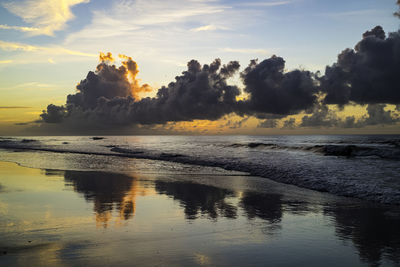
[99,52,115,63]
[119,54,152,101]
[98,52,152,101]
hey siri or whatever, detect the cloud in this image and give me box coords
[237,56,318,116]
[0,106,32,109]
[35,11,400,133]
[300,104,339,128]
[40,104,67,123]
[1,0,89,36]
[5,82,55,89]
[65,54,150,109]
[37,50,399,132]
[0,41,96,64]
[0,40,96,58]
[237,1,292,7]
[191,24,228,32]
[338,104,399,128]
[360,104,399,126]
[66,0,227,43]
[0,60,13,64]
[256,113,284,128]
[282,118,296,129]
[14,122,33,126]
[300,104,399,128]
[62,0,246,64]
[40,54,241,127]
[99,52,115,63]
[227,116,250,129]
[257,119,278,128]
[119,0,226,26]
[395,0,400,17]
[0,24,41,33]
[321,26,400,106]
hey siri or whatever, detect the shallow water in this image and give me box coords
[1,157,400,266]
[1,135,399,204]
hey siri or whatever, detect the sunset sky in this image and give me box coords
[0,0,399,135]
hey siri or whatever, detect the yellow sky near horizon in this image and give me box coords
[1,102,398,135]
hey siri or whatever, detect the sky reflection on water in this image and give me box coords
[1,161,400,266]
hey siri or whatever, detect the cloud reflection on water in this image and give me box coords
[57,169,400,265]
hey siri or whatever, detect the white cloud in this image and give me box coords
[65,0,228,43]
[10,82,55,89]
[237,1,292,7]
[0,40,96,58]
[1,0,89,36]
[115,0,226,25]
[62,0,239,63]
[0,24,41,33]
[59,0,274,83]
[0,60,13,64]
[190,24,229,32]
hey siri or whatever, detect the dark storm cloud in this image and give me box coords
[360,104,399,126]
[131,59,241,124]
[15,122,31,126]
[66,54,150,110]
[226,116,250,129]
[40,54,146,124]
[238,56,318,115]
[40,56,241,126]
[341,104,399,128]
[340,116,360,128]
[300,104,339,128]
[395,0,400,18]
[257,119,277,128]
[40,104,67,123]
[251,112,287,120]
[282,118,296,129]
[300,104,399,128]
[68,64,133,109]
[39,22,400,131]
[321,26,400,106]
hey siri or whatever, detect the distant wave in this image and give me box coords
[228,142,400,159]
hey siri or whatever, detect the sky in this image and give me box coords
[0,0,399,135]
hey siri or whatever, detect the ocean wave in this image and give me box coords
[1,138,400,205]
[228,142,400,159]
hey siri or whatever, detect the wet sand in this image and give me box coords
[1,159,400,266]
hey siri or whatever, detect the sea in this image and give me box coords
[0,135,399,204]
[1,135,400,266]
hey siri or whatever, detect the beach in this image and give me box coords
[1,140,400,266]
[1,0,400,265]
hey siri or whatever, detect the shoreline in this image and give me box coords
[0,148,372,205]
[1,142,400,205]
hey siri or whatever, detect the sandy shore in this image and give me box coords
[1,153,400,266]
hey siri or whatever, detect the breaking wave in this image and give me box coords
[0,136,400,204]
[228,142,400,159]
